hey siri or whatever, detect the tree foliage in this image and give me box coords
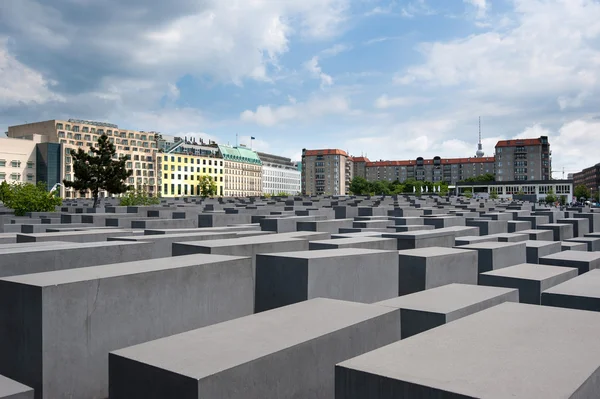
[1,182,62,216]
[63,134,132,207]
[349,177,448,196]
[574,185,590,200]
[199,175,218,198]
[545,187,557,204]
[489,187,499,200]
[463,188,473,198]
[119,188,161,206]
[460,173,495,183]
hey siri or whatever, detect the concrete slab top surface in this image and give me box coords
[488,233,528,239]
[382,229,454,239]
[16,228,131,238]
[565,237,600,242]
[309,237,395,245]
[525,240,561,248]
[0,254,249,286]
[398,246,475,257]
[543,269,600,297]
[0,374,32,396]
[481,263,578,280]
[0,240,145,254]
[111,298,397,379]
[459,241,525,250]
[338,302,600,398]
[178,235,306,248]
[537,223,573,228]
[541,250,600,262]
[259,248,395,259]
[375,283,516,313]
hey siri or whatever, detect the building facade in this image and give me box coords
[159,153,224,197]
[0,135,41,185]
[494,136,551,182]
[301,149,351,196]
[573,163,600,198]
[218,144,262,197]
[456,180,573,203]
[357,156,495,185]
[8,119,159,198]
[257,152,301,195]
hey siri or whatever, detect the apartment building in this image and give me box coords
[218,144,262,197]
[495,136,551,182]
[573,163,600,198]
[8,119,159,198]
[301,149,352,196]
[352,156,495,185]
[257,152,301,195]
[0,135,41,185]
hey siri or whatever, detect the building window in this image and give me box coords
[0,160,5,167]
[11,161,20,168]
[27,174,34,182]
[0,173,5,180]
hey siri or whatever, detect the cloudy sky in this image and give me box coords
[1,0,599,177]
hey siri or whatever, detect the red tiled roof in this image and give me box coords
[366,157,495,167]
[495,138,542,147]
[351,156,370,163]
[303,149,348,156]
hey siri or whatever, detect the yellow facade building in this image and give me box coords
[159,153,224,197]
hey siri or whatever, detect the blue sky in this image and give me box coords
[1,0,600,177]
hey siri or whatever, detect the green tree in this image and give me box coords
[63,134,132,207]
[349,177,369,195]
[594,191,599,203]
[199,175,218,198]
[461,173,495,183]
[545,187,557,204]
[119,188,161,206]
[276,191,290,196]
[0,181,10,203]
[559,195,567,206]
[1,182,62,216]
[489,187,499,200]
[574,185,590,200]
[463,188,473,198]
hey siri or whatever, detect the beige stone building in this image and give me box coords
[217,144,262,197]
[301,149,352,196]
[8,119,159,198]
[0,135,42,185]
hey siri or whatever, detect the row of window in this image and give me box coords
[163,156,223,166]
[0,173,34,181]
[163,164,222,174]
[163,174,223,182]
[56,125,154,141]
[0,160,34,168]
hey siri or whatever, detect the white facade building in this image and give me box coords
[0,135,42,185]
[258,152,301,195]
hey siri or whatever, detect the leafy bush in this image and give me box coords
[489,188,499,200]
[1,182,62,216]
[545,188,557,204]
[119,188,161,206]
[463,188,473,199]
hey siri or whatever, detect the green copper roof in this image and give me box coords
[217,144,262,165]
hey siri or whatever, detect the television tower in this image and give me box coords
[475,116,484,158]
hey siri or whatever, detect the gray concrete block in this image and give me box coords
[131,218,196,229]
[423,216,465,229]
[297,219,353,234]
[564,237,600,252]
[15,229,140,243]
[198,213,252,228]
[539,250,600,275]
[558,218,589,237]
[542,269,600,312]
[255,249,399,312]
[0,233,16,245]
[309,237,397,251]
[109,298,401,399]
[0,375,33,399]
[538,223,574,241]
[336,302,600,399]
[0,241,155,278]
[454,235,498,246]
[517,215,549,228]
[487,233,529,242]
[387,224,435,232]
[525,240,562,264]
[382,230,455,250]
[466,219,508,235]
[259,215,327,233]
[435,226,480,237]
[376,283,517,338]
[390,217,423,226]
[561,241,588,251]
[519,229,554,241]
[508,220,531,233]
[458,242,527,275]
[352,220,390,229]
[397,247,479,295]
[479,263,578,304]
[0,254,253,399]
[578,213,600,233]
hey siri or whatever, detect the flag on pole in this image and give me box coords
[251,136,256,140]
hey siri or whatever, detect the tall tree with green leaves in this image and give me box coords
[574,185,590,200]
[199,175,218,198]
[63,134,132,207]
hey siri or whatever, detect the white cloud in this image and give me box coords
[0,37,63,106]
[464,0,488,19]
[374,94,430,109]
[320,43,352,57]
[304,56,334,88]
[240,95,350,126]
[395,0,600,109]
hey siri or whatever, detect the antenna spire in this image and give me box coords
[475,116,485,158]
